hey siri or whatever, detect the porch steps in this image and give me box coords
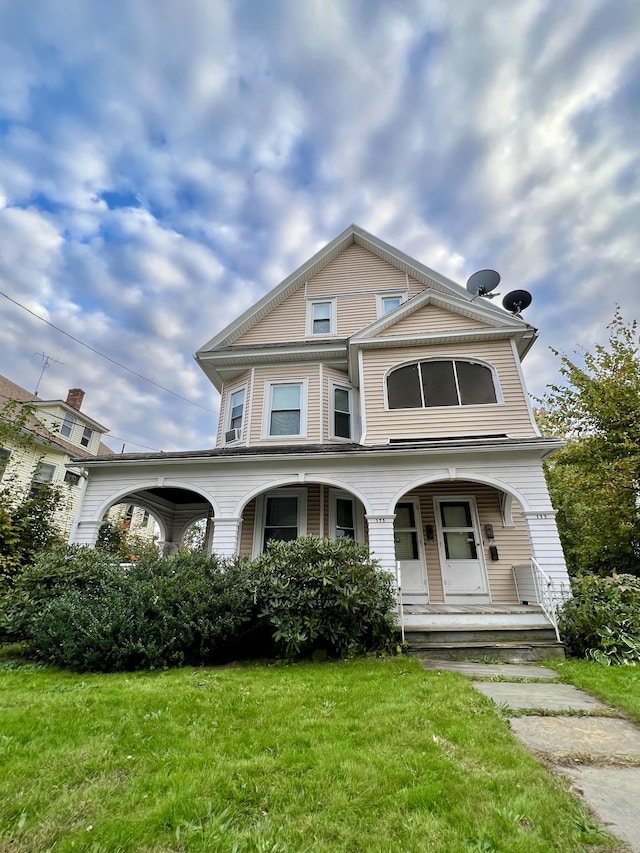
[400,605,565,663]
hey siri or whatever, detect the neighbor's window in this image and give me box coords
[80,426,93,448]
[308,299,336,336]
[64,470,81,487]
[60,413,76,438]
[30,461,56,495]
[332,386,351,439]
[0,448,10,480]
[265,381,305,437]
[387,359,497,409]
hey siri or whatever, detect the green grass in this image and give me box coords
[550,658,640,725]
[0,655,612,852]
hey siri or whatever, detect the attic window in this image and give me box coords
[387,359,498,409]
[377,293,405,317]
[307,299,336,336]
[60,413,76,438]
[80,426,93,448]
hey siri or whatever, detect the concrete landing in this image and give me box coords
[422,659,640,851]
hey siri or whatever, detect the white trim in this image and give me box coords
[319,363,324,443]
[253,488,308,558]
[245,368,255,447]
[306,297,337,337]
[261,379,308,439]
[511,337,540,435]
[328,488,364,542]
[394,496,429,600]
[357,349,367,442]
[329,381,353,442]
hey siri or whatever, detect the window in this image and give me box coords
[387,360,498,409]
[307,299,336,336]
[64,470,81,487]
[264,381,307,438]
[225,386,245,442]
[80,426,93,448]
[60,413,76,438]
[0,448,9,480]
[256,489,307,554]
[377,293,405,317]
[30,461,56,495]
[329,490,362,541]
[332,386,351,440]
[394,502,419,560]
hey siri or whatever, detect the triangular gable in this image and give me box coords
[196,224,514,355]
[351,288,526,345]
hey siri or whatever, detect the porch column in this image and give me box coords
[365,513,397,579]
[69,519,101,547]
[157,540,180,557]
[211,517,242,557]
[524,510,570,595]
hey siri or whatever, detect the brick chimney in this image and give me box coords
[66,388,85,411]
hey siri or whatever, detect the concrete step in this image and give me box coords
[404,626,559,645]
[410,640,565,663]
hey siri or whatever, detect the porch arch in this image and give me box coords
[235,474,373,518]
[94,480,220,523]
[386,472,531,517]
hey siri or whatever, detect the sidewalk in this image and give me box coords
[422,660,640,852]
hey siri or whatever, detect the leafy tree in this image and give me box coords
[538,309,640,576]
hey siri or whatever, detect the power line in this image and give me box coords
[1,290,219,415]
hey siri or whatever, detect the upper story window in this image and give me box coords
[0,448,10,480]
[377,292,406,317]
[307,299,336,336]
[387,359,498,409]
[60,413,76,438]
[332,385,352,440]
[30,461,56,495]
[264,381,307,438]
[225,386,246,443]
[80,426,94,448]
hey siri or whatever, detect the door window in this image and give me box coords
[394,502,419,560]
[439,501,477,560]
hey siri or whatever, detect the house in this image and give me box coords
[0,376,111,538]
[69,225,570,657]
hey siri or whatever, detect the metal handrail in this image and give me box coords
[395,561,405,645]
[529,558,567,643]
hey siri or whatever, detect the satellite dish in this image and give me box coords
[466,269,501,298]
[502,289,532,315]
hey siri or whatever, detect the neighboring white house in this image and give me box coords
[69,225,570,647]
[0,376,111,538]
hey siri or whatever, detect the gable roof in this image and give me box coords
[196,224,536,366]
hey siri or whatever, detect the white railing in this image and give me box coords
[395,561,405,645]
[512,559,568,643]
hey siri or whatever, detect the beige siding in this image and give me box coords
[232,245,434,346]
[378,303,488,337]
[239,497,256,557]
[248,364,322,445]
[362,340,535,442]
[405,482,527,604]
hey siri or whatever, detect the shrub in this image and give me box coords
[558,573,640,664]
[251,536,397,660]
[24,549,258,671]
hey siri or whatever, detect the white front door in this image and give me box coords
[394,499,428,602]
[435,497,490,603]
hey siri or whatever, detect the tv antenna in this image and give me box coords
[466,269,501,301]
[34,352,64,396]
[502,289,532,317]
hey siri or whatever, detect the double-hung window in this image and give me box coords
[329,490,361,541]
[265,381,306,438]
[60,413,76,438]
[256,488,307,555]
[80,426,93,448]
[307,299,336,336]
[225,387,245,443]
[30,461,56,495]
[332,385,352,440]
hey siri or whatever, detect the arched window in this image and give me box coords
[387,359,497,409]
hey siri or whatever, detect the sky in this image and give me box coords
[0,0,638,453]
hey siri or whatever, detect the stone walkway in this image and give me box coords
[422,660,640,852]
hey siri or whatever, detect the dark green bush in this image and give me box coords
[558,573,640,664]
[251,536,397,660]
[26,550,258,671]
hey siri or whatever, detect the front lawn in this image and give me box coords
[0,656,609,852]
[549,658,640,725]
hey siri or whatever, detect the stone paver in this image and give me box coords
[509,715,640,761]
[420,660,559,679]
[472,681,607,712]
[556,766,640,852]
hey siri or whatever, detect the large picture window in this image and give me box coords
[387,359,497,409]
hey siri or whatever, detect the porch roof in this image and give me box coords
[71,435,564,468]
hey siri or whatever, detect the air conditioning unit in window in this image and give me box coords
[225,428,242,444]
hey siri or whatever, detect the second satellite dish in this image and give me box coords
[502,289,532,316]
[466,269,501,297]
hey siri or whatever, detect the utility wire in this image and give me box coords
[1,290,219,415]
